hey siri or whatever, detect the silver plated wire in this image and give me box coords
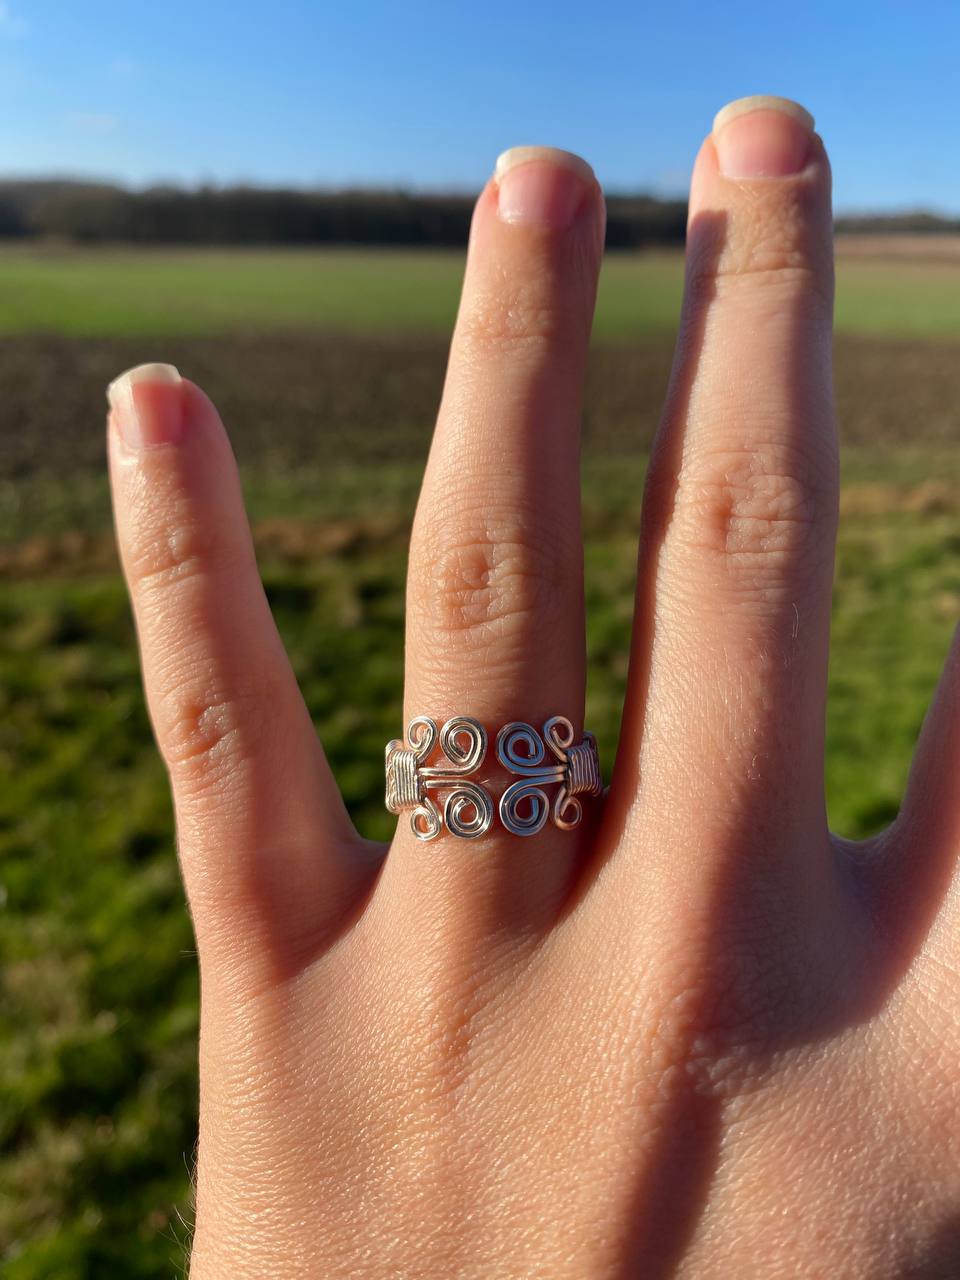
[385,714,601,841]
[386,716,492,841]
[496,716,602,837]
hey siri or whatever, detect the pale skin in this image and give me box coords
[106,97,960,1278]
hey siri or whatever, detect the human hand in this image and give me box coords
[107,97,960,1278]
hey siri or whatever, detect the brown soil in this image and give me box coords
[835,233,960,263]
[1,333,959,489]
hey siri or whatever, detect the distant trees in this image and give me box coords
[18,184,689,247]
[0,180,954,246]
[831,210,960,234]
[24,186,478,246]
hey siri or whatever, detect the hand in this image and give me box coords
[107,97,960,1279]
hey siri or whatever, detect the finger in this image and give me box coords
[879,627,960,968]
[614,98,838,875]
[108,364,367,968]
[385,148,605,924]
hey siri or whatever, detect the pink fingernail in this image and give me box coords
[107,363,183,450]
[495,146,595,229]
[713,95,814,179]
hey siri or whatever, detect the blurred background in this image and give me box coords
[2,1,960,1274]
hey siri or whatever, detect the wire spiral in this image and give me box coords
[386,715,491,841]
[496,718,601,837]
[386,714,601,840]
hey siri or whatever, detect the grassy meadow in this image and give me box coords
[0,238,958,339]
[3,240,960,1276]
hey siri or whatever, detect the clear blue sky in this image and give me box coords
[0,0,956,212]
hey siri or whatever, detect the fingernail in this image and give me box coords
[494,146,595,228]
[712,95,814,179]
[107,363,183,450]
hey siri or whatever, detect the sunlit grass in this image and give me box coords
[0,244,956,339]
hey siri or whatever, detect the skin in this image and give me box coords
[107,100,960,1278]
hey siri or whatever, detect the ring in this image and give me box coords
[385,715,602,841]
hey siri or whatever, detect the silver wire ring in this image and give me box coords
[385,715,601,841]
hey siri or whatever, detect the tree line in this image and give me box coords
[0,180,955,246]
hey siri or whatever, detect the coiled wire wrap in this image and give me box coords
[497,718,602,837]
[386,714,601,840]
[386,716,492,841]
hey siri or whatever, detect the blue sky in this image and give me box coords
[0,0,956,211]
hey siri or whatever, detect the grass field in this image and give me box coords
[0,240,957,339]
[3,242,960,1277]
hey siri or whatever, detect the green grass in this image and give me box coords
[3,453,958,1275]
[834,257,960,337]
[0,245,957,339]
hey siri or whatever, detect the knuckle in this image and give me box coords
[671,445,834,576]
[459,267,579,357]
[126,512,243,596]
[687,193,832,310]
[155,674,283,785]
[413,510,574,655]
[712,260,828,317]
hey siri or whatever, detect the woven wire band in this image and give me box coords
[385,715,601,841]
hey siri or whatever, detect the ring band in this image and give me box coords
[385,715,602,841]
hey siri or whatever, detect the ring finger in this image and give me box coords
[382,146,605,933]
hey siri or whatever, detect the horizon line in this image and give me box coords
[0,173,956,222]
